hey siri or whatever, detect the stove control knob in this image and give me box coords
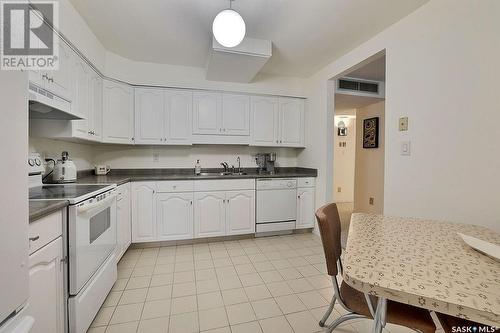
[35,158,41,166]
[28,159,35,166]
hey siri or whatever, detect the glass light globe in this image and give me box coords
[212,9,246,48]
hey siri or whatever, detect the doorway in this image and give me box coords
[331,55,386,233]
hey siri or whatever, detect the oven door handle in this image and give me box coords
[77,192,117,213]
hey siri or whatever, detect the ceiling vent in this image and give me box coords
[206,37,272,83]
[335,77,385,98]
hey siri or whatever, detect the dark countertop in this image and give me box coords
[29,200,68,223]
[76,167,317,186]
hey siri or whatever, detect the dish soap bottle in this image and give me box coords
[195,159,201,175]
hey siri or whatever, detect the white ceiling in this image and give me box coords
[335,94,384,111]
[348,56,386,81]
[68,0,428,77]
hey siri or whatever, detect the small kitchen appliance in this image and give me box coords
[53,151,77,183]
[94,165,110,175]
[255,152,276,174]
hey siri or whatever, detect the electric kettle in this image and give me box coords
[53,151,77,183]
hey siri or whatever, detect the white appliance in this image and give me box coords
[256,178,297,234]
[94,165,110,176]
[29,83,83,120]
[52,151,77,183]
[1,72,34,333]
[29,155,117,333]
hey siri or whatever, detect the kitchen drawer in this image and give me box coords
[194,179,255,192]
[298,177,315,188]
[29,210,63,255]
[157,180,194,193]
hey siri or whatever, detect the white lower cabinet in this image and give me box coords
[194,191,227,238]
[116,183,131,260]
[296,184,316,229]
[131,182,157,242]
[27,211,64,333]
[226,190,255,235]
[157,192,194,241]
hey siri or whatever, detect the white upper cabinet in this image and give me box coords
[250,96,305,147]
[29,38,72,102]
[250,96,279,146]
[194,191,226,238]
[131,182,157,242]
[157,192,194,241]
[90,73,103,141]
[165,89,193,144]
[135,88,164,144]
[193,91,222,135]
[225,190,255,235]
[103,80,134,144]
[72,58,91,139]
[279,97,305,147]
[221,94,250,135]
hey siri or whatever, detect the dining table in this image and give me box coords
[342,213,500,332]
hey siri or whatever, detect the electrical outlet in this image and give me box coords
[337,187,342,193]
[369,197,374,205]
[153,152,160,162]
[399,117,408,131]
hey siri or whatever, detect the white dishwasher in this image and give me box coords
[256,178,297,235]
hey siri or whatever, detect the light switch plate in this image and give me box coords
[399,117,408,131]
[401,141,411,156]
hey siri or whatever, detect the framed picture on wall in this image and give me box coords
[363,117,379,148]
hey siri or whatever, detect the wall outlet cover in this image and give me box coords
[401,141,411,156]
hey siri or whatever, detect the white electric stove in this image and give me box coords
[28,153,118,333]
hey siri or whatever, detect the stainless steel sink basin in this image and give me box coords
[196,172,247,176]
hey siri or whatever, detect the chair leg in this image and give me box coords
[326,313,366,332]
[319,295,336,327]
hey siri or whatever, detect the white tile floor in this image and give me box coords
[88,233,444,333]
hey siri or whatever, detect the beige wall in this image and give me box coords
[354,102,385,213]
[299,0,500,231]
[333,115,356,202]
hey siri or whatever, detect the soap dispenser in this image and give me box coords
[195,159,201,175]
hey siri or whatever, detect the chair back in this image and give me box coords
[315,203,343,277]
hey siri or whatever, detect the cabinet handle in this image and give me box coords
[29,236,40,242]
[190,201,193,205]
[60,256,68,264]
[219,128,222,132]
[42,74,49,80]
[48,77,54,83]
[298,195,301,199]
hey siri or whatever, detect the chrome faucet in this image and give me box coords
[221,162,229,173]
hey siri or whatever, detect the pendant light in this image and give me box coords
[212,0,246,48]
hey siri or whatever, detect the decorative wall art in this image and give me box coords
[363,117,379,148]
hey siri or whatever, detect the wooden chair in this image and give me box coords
[435,313,499,333]
[315,203,437,333]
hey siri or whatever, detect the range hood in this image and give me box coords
[29,83,83,120]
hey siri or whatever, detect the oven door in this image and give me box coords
[68,190,117,295]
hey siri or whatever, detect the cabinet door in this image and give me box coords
[132,182,157,242]
[27,237,64,333]
[157,193,194,241]
[117,184,131,260]
[103,80,135,144]
[89,72,103,141]
[250,96,279,146]
[135,88,165,144]
[279,98,305,147]
[296,187,315,228]
[226,190,255,235]
[222,94,250,135]
[192,91,222,135]
[48,41,72,101]
[194,191,226,238]
[165,90,192,144]
[72,59,91,139]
